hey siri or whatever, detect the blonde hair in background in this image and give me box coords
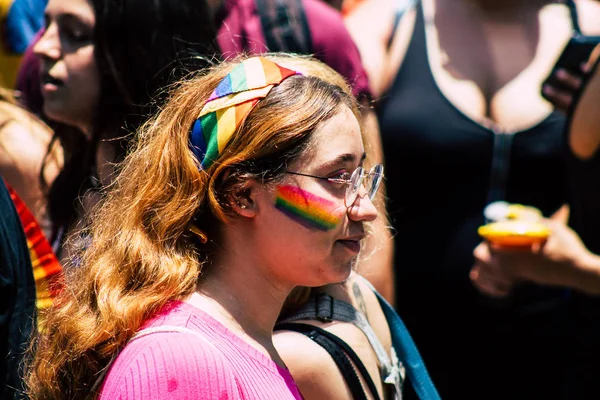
[0,88,63,196]
[26,54,359,399]
[0,88,47,129]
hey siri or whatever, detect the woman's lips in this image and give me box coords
[337,239,361,254]
[41,74,63,93]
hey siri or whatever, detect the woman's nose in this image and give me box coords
[33,26,61,61]
[347,187,378,222]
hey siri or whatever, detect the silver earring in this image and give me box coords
[240,204,247,209]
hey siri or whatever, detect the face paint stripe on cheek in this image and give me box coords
[275,185,342,231]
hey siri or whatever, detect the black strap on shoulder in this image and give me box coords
[275,322,382,400]
[566,0,581,36]
[255,0,313,54]
[387,0,419,49]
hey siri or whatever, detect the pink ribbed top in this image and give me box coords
[99,301,303,399]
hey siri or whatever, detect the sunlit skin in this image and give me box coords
[202,104,378,299]
[248,105,378,288]
[189,104,378,369]
[33,0,100,135]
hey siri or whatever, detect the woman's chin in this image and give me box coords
[43,103,69,125]
[298,262,353,288]
[325,260,355,285]
[42,105,90,135]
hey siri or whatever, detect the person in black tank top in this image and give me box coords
[378,4,568,399]
[474,52,600,399]
[564,118,600,400]
[344,0,600,398]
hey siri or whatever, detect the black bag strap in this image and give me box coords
[358,276,441,400]
[280,293,395,375]
[275,322,382,400]
[255,0,313,54]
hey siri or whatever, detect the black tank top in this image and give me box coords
[569,154,600,255]
[377,3,571,399]
[565,150,600,398]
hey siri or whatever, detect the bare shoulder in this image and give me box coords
[577,0,600,36]
[344,0,395,97]
[276,279,392,399]
[345,0,396,36]
[345,0,417,98]
[274,329,352,400]
[0,107,61,224]
[0,109,54,168]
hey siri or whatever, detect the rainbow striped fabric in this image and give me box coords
[6,182,63,320]
[189,57,299,169]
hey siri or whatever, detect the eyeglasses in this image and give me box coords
[285,164,384,207]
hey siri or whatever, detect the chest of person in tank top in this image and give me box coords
[373,0,600,287]
[377,1,589,220]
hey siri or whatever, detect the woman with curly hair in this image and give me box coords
[26,55,382,399]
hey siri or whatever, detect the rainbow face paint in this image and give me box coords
[275,185,342,231]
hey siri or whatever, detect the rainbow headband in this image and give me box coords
[189,57,300,169]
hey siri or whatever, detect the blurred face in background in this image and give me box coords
[34,0,100,135]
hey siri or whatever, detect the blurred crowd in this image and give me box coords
[2,0,600,399]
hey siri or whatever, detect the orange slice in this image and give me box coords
[478,220,550,247]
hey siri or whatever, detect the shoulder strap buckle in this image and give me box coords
[316,292,335,322]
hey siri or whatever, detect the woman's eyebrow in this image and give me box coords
[61,13,93,25]
[321,152,366,169]
[48,11,94,28]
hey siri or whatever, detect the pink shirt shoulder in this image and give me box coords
[99,302,303,400]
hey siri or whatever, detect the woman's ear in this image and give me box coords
[229,181,258,218]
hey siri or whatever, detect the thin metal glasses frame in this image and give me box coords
[284,164,384,206]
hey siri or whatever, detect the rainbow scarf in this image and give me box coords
[189,57,299,169]
[6,183,63,316]
[275,185,341,231]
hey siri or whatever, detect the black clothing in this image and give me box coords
[569,153,600,255]
[565,150,600,400]
[0,179,35,399]
[376,3,570,399]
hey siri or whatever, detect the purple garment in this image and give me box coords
[217,0,371,99]
[15,29,43,115]
[17,2,371,117]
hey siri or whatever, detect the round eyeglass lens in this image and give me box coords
[345,167,365,206]
[367,164,384,200]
